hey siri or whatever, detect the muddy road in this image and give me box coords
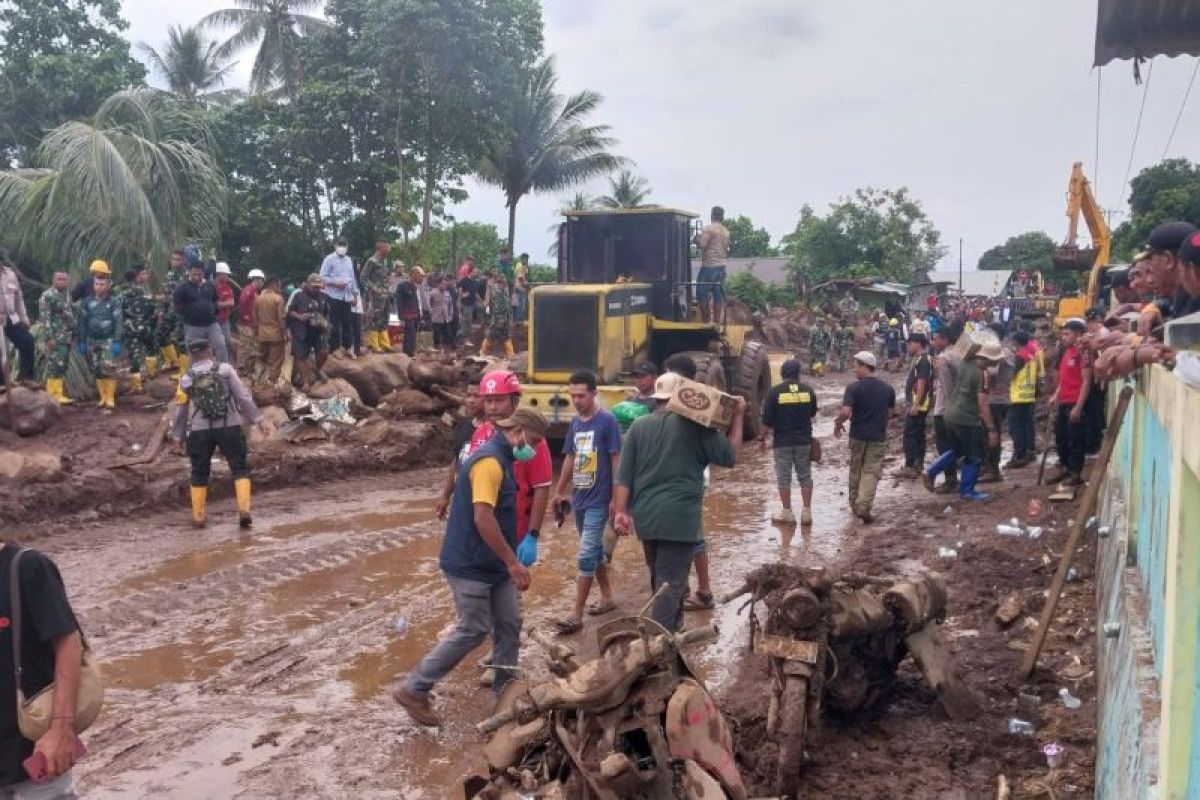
[29,370,1096,799]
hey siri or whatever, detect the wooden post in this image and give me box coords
[1016,385,1133,681]
[1036,408,1056,486]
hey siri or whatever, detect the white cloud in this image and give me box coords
[122,0,1200,267]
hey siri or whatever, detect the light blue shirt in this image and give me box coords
[319,253,358,302]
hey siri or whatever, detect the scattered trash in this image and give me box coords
[1027,497,1044,518]
[1102,622,1121,638]
[394,613,410,638]
[1065,567,1079,583]
[1007,718,1035,735]
[996,524,1024,536]
[1027,526,1044,540]
[938,547,958,559]
[1058,687,1082,709]
[942,505,954,515]
[1043,741,1065,768]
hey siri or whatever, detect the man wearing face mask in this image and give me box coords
[395,407,549,727]
[319,236,360,359]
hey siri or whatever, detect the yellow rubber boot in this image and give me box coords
[161,344,179,370]
[376,331,394,353]
[235,478,253,529]
[190,486,208,529]
[479,338,491,356]
[101,378,118,408]
[174,354,191,405]
[46,378,74,405]
[504,340,515,358]
[95,380,106,408]
[144,356,159,378]
[130,374,144,394]
[368,331,382,353]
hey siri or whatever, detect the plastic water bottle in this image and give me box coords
[1008,718,1035,735]
[1059,687,1082,709]
[996,524,1024,536]
[1027,526,1044,540]
[937,547,958,559]
[394,613,410,638]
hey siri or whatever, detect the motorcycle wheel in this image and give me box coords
[776,675,809,798]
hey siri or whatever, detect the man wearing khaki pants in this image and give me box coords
[834,352,896,524]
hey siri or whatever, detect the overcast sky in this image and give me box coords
[121,0,1200,270]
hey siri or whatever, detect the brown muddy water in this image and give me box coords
[39,369,896,799]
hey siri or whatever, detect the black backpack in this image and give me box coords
[188,363,231,422]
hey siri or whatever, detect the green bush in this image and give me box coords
[725,270,795,312]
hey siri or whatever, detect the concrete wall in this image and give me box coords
[1095,367,1200,799]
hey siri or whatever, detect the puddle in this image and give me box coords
[103,637,239,690]
[119,539,256,592]
[264,505,432,540]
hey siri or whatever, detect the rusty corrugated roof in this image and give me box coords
[1095,0,1200,66]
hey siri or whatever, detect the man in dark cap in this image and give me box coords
[761,358,819,525]
[628,361,658,409]
[1177,230,1200,312]
[1140,221,1199,335]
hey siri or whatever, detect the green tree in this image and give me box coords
[0,0,146,167]
[597,169,650,209]
[725,214,776,257]
[400,221,503,274]
[478,56,623,252]
[977,231,1055,271]
[0,89,226,278]
[1111,158,1200,259]
[200,0,329,97]
[138,25,241,104]
[780,187,946,286]
[725,269,795,312]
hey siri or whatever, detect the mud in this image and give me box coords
[12,364,1097,799]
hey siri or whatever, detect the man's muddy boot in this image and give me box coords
[190,486,208,529]
[894,466,919,479]
[393,685,440,727]
[978,465,1002,484]
[235,478,253,529]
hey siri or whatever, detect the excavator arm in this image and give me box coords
[1055,161,1111,314]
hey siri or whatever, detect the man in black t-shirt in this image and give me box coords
[898,333,934,478]
[287,274,332,388]
[457,266,487,340]
[172,263,229,364]
[834,351,896,524]
[761,359,819,526]
[0,545,84,795]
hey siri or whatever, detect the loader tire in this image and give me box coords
[732,339,771,441]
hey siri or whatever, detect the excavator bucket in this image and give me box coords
[1053,244,1097,271]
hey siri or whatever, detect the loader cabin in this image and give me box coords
[530,207,722,385]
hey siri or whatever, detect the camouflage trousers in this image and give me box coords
[367,290,392,331]
[87,339,119,379]
[810,349,828,368]
[124,331,155,374]
[156,310,184,348]
[42,342,71,379]
[833,348,849,371]
[487,320,512,343]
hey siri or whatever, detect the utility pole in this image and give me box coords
[958,238,963,296]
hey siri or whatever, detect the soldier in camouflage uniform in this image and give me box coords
[808,316,831,376]
[480,273,514,358]
[38,270,77,405]
[360,241,394,352]
[832,319,854,372]
[156,249,188,370]
[78,269,124,410]
[120,267,158,393]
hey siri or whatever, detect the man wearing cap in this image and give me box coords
[0,249,37,388]
[1140,221,1200,334]
[319,236,360,359]
[120,266,158,393]
[921,343,1002,501]
[78,266,123,410]
[628,361,658,409]
[238,268,265,330]
[761,358,819,525]
[929,325,963,493]
[1177,231,1200,316]
[896,333,933,479]
[834,352,896,522]
[69,258,109,302]
[361,241,394,353]
[613,373,745,632]
[171,337,272,529]
[1046,319,1090,487]
[213,262,237,362]
[287,274,331,388]
[551,369,622,635]
[253,275,287,384]
[394,266,428,357]
[38,271,76,404]
[173,262,229,365]
[979,323,1014,483]
[395,407,548,727]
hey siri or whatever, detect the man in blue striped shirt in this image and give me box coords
[319,236,360,359]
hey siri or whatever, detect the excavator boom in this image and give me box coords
[1053,161,1111,319]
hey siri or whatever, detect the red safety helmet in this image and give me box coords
[479,370,521,396]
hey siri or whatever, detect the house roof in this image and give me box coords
[694,257,791,285]
[926,270,1014,298]
[1095,0,1200,66]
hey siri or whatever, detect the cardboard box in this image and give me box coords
[666,376,738,430]
[954,324,1001,360]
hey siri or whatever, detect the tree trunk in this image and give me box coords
[395,67,409,246]
[507,199,518,255]
[421,157,435,240]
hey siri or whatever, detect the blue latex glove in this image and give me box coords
[516,533,538,567]
[111,341,122,357]
[75,341,87,356]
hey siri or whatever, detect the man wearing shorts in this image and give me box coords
[694,206,729,324]
[287,273,331,388]
[552,370,622,635]
[761,359,819,526]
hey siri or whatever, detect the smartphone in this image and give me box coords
[23,737,87,783]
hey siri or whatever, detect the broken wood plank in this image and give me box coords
[995,593,1024,627]
[905,624,981,721]
[106,409,172,469]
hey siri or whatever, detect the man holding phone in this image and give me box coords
[0,544,85,797]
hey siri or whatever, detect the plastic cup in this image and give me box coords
[1043,742,1065,768]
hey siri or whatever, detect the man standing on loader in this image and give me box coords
[694,206,730,324]
[38,271,76,405]
[808,316,831,376]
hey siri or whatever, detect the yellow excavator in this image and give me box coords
[1051,161,1112,322]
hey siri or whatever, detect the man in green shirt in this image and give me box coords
[613,372,745,632]
[922,343,1002,501]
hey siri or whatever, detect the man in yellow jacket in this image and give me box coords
[1006,330,1041,468]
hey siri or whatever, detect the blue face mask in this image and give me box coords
[513,435,536,462]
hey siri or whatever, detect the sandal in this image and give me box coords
[682,591,715,611]
[553,618,583,636]
[587,600,618,616]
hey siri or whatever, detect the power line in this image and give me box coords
[1161,57,1200,160]
[1119,58,1155,206]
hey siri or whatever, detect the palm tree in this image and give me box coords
[478,56,626,253]
[0,89,226,276]
[597,170,651,209]
[138,25,241,105]
[200,0,329,97]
